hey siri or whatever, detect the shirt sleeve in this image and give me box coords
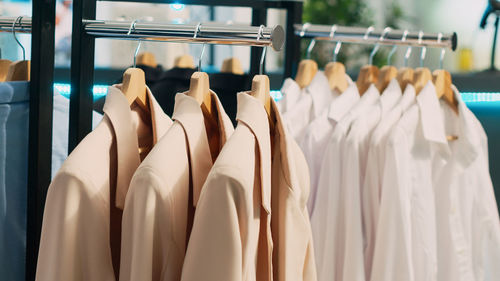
[181,170,250,281]
[36,171,115,281]
[370,134,415,281]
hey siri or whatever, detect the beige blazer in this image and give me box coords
[36,86,172,281]
[181,93,317,281]
[119,91,234,281]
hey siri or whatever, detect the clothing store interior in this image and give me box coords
[1,0,500,280]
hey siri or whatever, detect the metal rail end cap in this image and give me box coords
[271,25,285,51]
[451,32,457,51]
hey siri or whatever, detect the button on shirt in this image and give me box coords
[371,82,446,281]
[342,79,401,281]
[282,71,339,144]
[362,85,416,280]
[120,91,234,281]
[433,86,500,281]
[300,82,359,214]
[311,84,379,281]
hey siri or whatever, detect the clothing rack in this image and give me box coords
[70,0,302,152]
[83,20,285,51]
[0,4,56,281]
[294,24,458,51]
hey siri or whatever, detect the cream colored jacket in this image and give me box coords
[181,93,317,281]
[119,91,234,281]
[36,86,172,281]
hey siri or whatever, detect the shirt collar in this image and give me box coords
[450,85,480,169]
[400,84,416,111]
[105,85,172,209]
[379,78,402,114]
[327,83,360,122]
[279,78,302,112]
[235,92,272,213]
[306,71,334,117]
[173,91,234,206]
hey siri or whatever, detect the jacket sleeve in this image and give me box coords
[369,138,414,281]
[36,170,115,281]
[120,168,178,281]
[181,170,248,281]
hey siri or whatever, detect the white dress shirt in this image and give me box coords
[300,82,358,214]
[277,78,302,114]
[371,82,445,281]
[362,84,416,280]
[311,84,379,281]
[341,79,401,281]
[282,71,339,144]
[433,86,500,281]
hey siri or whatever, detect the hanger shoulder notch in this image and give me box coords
[122,67,149,112]
[376,65,398,92]
[221,57,244,75]
[325,62,348,93]
[295,59,318,89]
[6,60,30,81]
[356,65,379,95]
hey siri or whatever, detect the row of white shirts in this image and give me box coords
[277,72,500,281]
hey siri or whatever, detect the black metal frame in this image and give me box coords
[25,0,56,280]
[69,0,303,151]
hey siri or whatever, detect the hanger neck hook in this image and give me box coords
[402,30,412,67]
[257,25,267,75]
[418,30,426,68]
[369,26,391,65]
[329,25,342,63]
[193,23,205,72]
[301,23,315,60]
[437,32,445,69]
[127,20,142,68]
[12,16,25,61]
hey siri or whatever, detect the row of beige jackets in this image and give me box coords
[36,84,317,281]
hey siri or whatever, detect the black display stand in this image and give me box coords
[69,0,303,151]
[25,0,56,280]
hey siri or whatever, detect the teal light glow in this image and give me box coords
[270,90,283,101]
[460,92,500,103]
[170,4,185,11]
[54,83,108,99]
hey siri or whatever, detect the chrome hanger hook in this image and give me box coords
[12,16,26,61]
[388,29,405,65]
[402,30,412,67]
[127,19,141,68]
[437,32,446,69]
[329,25,342,63]
[300,23,316,59]
[193,23,205,71]
[418,30,426,68]
[257,25,267,75]
[369,27,391,65]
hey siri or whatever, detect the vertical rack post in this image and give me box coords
[250,6,268,76]
[69,0,97,152]
[284,1,302,78]
[26,0,56,280]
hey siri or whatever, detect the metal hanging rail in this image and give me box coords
[294,24,458,51]
[84,20,285,51]
[0,16,32,33]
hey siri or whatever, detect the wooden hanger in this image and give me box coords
[249,74,272,116]
[376,65,398,92]
[121,68,149,113]
[295,59,318,89]
[0,59,12,82]
[6,60,30,81]
[396,67,414,91]
[433,69,456,112]
[325,62,348,93]
[413,67,432,94]
[136,51,158,68]
[357,65,379,95]
[174,54,195,68]
[221,57,244,75]
[186,71,213,115]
